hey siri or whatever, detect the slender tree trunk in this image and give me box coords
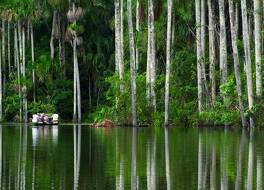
[171,12,175,47]
[71,3,82,123]
[201,0,207,86]
[115,0,124,91]
[208,0,216,106]
[2,20,5,95]
[235,4,239,37]
[115,0,121,73]
[146,1,151,103]
[27,21,30,43]
[200,0,210,108]
[196,0,203,112]
[136,0,140,71]
[118,0,125,92]
[57,12,64,69]
[22,25,27,123]
[149,0,156,111]
[50,10,57,60]
[165,0,173,126]
[119,0,124,91]
[219,0,228,91]
[7,21,10,75]
[0,34,2,122]
[120,0,124,71]
[62,22,66,77]
[228,0,247,127]
[254,0,262,97]
[241,0,255,127]
[18,21,23,75]
[75,44,81,123]
[127,0,137,126]
[15,23,22,122]
[31,23,36,103]
[73,40,77,122]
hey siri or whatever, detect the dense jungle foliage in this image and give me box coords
[0,0,263,126]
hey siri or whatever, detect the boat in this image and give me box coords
[32,113,59,125]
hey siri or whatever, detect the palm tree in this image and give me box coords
[127,0,137,126]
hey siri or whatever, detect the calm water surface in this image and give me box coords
[0,125,263,189]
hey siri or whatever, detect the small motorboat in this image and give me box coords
[32,113,59,125]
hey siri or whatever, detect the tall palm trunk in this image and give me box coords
[196,0,203,112]
[115,0,121,73]
[241,0,255,127]
[146,1,151,102]
[71,3,82,123]
[7,21,11,75]
[115,0,124,91]
[0,35,2,122]
[73,38,77,122]
[254,0,262,97]
[50,10,57,60]
[149,0,156,111]
[228,1,247,127]
[127,0,137,126]
[22,24,28,123]
[120,0,124,76]
[2,20,5,95]
[75,43,81,123]
[30,23,36,102]
[219,0,228,93]
[15,23,22,121]
[147,0,156,111]
[136,0,140,71]
[201,0,207,84]
[165,0,173,126]
[208,0,216,106]
[119,0,124,92]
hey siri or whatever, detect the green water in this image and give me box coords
[0,125,263,189]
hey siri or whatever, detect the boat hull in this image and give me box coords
[32,122,59,126]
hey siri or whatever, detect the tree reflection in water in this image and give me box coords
[131,128,137,190]
[0,126,263,189]
[74,125,81,190]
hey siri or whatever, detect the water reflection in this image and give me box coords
[16,125,28,190]
[197,128,264,190]
[210,145,216,190]
[235,129,245,190]
[247,130,254,190]
[165,128,171,190]
[256,156,262,190]
[73,125,82,190]
[0,125,2,187]
[0,126,263,189]
[147,131,156,190]
[131,128,137,190]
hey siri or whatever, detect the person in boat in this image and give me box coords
[32,113,59,124]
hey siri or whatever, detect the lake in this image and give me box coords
[0,125,263,189]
